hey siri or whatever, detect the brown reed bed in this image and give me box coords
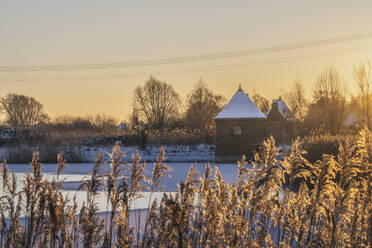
[0,130,371,247]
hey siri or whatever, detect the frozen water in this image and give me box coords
[2,161,242,215]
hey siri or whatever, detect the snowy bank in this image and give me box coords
[0,144,215,163]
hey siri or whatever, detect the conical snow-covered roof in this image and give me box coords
[215,88,266,119]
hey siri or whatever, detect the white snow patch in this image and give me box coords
[343,112,359,126]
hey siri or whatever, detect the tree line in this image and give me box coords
[1,60,372,141]
[252,61,372,134]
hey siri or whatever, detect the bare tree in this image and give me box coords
[128,108,149,149]
[92,114,118,132]
[283,80,308,121]
[0,93,48,130]
[184,80,226,139]
[132,76,180,131]
[353,59,371,128]
[251,91,270,114]
[309,66,347,132]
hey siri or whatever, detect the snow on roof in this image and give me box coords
[343,112,359,126]
[215,89,266,119]
[267,97,296,121]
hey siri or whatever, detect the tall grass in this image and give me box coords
[0,130,371,247]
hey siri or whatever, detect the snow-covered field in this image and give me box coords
[3,161,239,215]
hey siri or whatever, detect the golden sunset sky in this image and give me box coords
[1,1,372,121]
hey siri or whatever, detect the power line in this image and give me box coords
[1,32,372,72]
[1,44,371,82]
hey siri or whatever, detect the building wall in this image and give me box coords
[215,118,267,162]
[266,121,288,143]
[266,106,297,143]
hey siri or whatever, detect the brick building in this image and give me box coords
[214,88,267,163]
[214,89,297,163]
[266,97,298,143]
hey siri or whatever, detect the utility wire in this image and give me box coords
[1,44,371,82]
[1,32,372,72]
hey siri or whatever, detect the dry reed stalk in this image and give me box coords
[0,130,371,247]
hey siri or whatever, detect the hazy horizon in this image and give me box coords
[2,0,372,120]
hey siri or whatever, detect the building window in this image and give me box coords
[232,125,241,136]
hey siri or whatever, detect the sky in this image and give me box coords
[1,0,372,121]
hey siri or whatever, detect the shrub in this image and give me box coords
[302,131,356,163]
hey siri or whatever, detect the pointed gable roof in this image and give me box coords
[267,97,296,121]
[215,88,266,119]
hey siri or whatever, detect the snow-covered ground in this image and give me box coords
[2,161,239,215]
[82,144,215,162]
